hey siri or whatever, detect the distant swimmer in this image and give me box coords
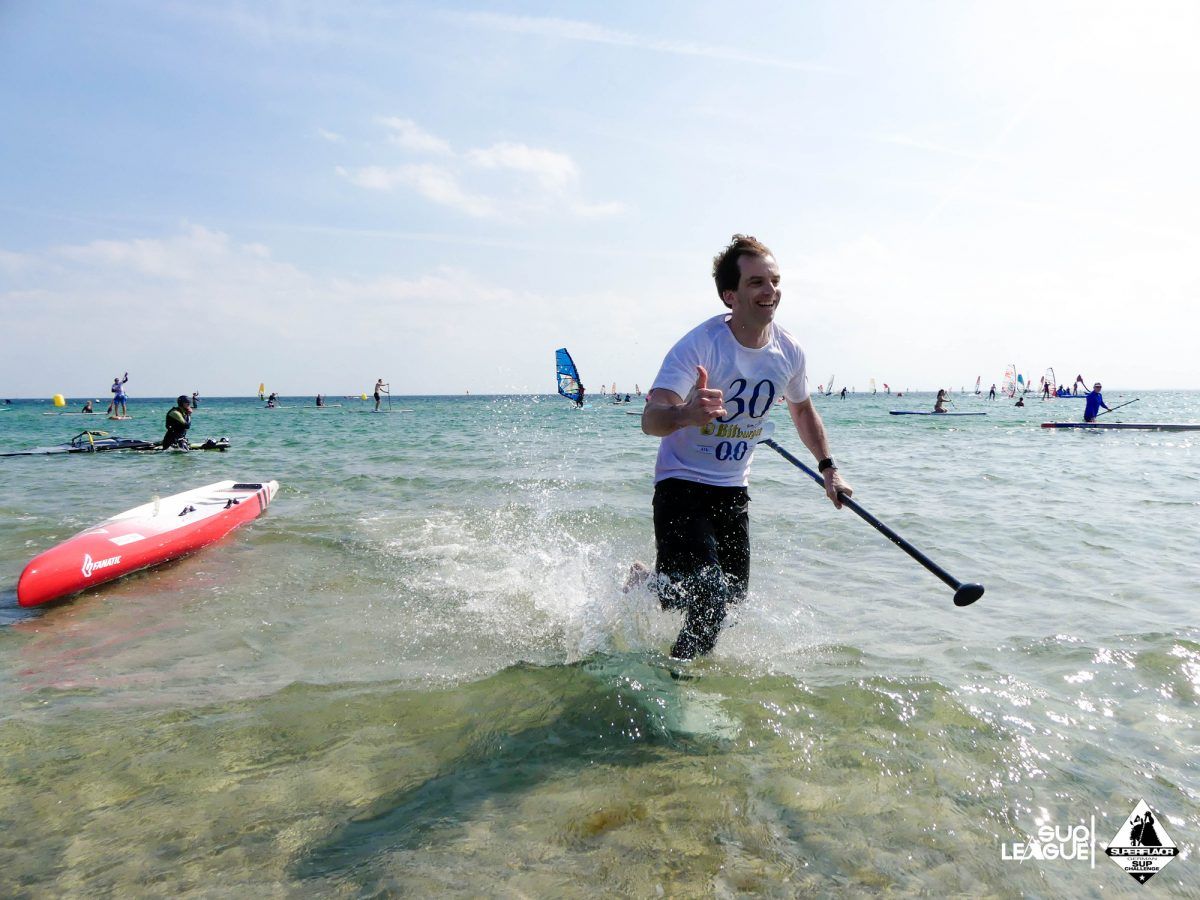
[81,400,94,413]
[374,378,389,411]
[109,372,129,417]
[933,389,951,413]
[1083,382,1110,423]
[1015,396,1025,407]
[988,383,997,400]
[161,395,193,449]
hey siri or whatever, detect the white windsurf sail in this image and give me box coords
[1002,365,1017,398]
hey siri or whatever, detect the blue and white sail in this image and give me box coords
[555,348,585,404]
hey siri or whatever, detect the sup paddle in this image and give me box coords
[1095,398,1139,419]
[760,434,984,607]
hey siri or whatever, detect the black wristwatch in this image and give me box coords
[818,457,836,473]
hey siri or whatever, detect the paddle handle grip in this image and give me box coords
[762,438,971,595]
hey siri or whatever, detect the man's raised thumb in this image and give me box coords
[695,365,708,390]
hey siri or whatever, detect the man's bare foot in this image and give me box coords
[622,560,651,594]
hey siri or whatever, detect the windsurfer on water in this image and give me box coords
[624,234,851,660]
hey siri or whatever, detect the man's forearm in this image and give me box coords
[642,400,687,437]
[789,400,832,461]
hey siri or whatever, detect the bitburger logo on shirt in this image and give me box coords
[1105,800,1179,884]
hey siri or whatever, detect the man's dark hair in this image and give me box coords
[712,234,774,308]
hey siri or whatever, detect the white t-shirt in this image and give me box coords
[651,314,809,487]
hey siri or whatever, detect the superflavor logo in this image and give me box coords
[81,553,121,578]
[1105,800,1179,884]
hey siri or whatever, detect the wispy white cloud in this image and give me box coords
[0,248,31,273]
[339,119,622,220]
[336,164,496,218]
[444,11,835,74]
[54,225,242,279]
[317,127,344,143]
[378,116,453,156]
[867,133,1005,165]
[465,142,578,193]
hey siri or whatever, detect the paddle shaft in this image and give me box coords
[762,438,980,601]
[1095,397,1139,418]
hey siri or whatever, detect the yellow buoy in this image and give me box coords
[360,393,368,401]
[52,393,66,407]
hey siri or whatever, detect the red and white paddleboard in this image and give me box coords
[17,480,279,607]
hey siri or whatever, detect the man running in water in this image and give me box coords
[626,234,851,659]
[161,395,192,449]
[1083,382,1110,423]
[109,372,129,417]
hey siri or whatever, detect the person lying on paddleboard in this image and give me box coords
[625,233,851,660]
[162,395,192,449]
[933,389,952,413]
[1083,382,1110,423]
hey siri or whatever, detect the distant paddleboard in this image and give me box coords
[17,480,278,607]
[1041,422,1200,431]
[889,411,987,416]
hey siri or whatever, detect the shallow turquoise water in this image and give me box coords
[1,392,1197,895]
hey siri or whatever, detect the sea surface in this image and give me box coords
[1,391,1197,897]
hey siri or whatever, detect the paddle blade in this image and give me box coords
[954,583,985,606]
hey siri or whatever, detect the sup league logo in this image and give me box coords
[1105,800,1179,884]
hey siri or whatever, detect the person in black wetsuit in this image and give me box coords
[161,395,192,449]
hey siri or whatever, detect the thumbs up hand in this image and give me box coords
[683,365,727,425]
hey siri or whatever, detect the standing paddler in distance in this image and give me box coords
[625,233,852,660]
[374,378,389,412]
[108,371,129,417]
[1083,381,1111,422]
[161,394,193,449]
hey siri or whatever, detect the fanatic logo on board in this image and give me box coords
[81,553,121,578]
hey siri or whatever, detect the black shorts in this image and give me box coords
[653,477,750,604]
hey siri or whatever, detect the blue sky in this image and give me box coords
[3,0,1198,397]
